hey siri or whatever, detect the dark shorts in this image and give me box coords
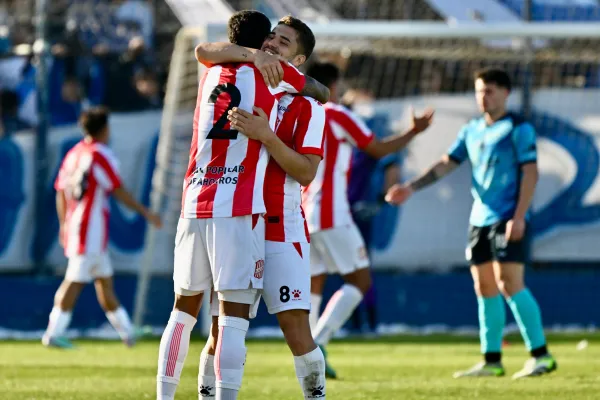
[467,220,530,265]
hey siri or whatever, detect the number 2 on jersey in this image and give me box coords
[207,83,241,140]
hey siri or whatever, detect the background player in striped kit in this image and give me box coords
[303,62,435,378]
[194,15,328,400]
[44,107,162,349]
[156,11,329,400]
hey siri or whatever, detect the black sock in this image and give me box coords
[484,352,502,364]
[531,345,548,358]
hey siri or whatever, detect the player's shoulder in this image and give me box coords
[507,112,534,131]
[91,142,118,163]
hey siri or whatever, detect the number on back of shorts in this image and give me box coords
[207,83,241,140]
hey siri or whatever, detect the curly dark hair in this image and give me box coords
[227,10,272,49]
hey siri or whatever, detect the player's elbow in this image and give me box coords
[194,43,212,65]
[521,162,539,181]
[318,86,330,104]
[297,172,316,187]
[364,143,386,159]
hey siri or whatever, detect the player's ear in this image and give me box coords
[292,54,306,68]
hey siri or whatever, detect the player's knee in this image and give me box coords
[474,279,499,297]
[218,289,257,319]
[344,268,371,294]
[277,310,314,355]
[311,274,327,294]
[204,317,220,355]
[496,277,523,297]
[215,316,249,390]
[174,291,204,317]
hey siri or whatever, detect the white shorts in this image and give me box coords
[173,215,265,293]
[310,223,370,277]
[211,241,311,318]
[65,253,113,283]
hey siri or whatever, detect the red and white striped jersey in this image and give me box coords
[302,102,374,233]
[54,140,122,257]
[181,62,306,219]
[264,94,326,243]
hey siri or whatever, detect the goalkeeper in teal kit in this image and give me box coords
[386,68,557,379]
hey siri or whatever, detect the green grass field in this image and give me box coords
[1,334,599,399]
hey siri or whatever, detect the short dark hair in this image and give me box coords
[80,107,109,137]
[306,62,339,88]
[474,67,512,91]
[227,10,271,49]
[277,15,316,60]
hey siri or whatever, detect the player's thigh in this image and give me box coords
[309,238,327,278]
[262,241,311,315]
[470,262,499,297]
[173,218,213,294]
[65,253,109,283]
[207,214,265,292]
[490,220,530,265]
[466,224,494,266]
[314,224,370,275]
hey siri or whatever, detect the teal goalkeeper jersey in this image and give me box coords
[447,113,537,227]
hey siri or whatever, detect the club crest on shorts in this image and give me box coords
[254,259,265,279]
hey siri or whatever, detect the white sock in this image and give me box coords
[44,306,72,339]
[314,284,363,346]
[309,293,322,333]
[198,350,216,398]
[294,347,326,399]
[215,316,249,399]
[217,388,237,400]
[157,310,197,400]
[106,306,133,341]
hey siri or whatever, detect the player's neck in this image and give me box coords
[483,109,507,126]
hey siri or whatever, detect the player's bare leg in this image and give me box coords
[494,262,556,379]
[42,280,85,348]
[213,298,251,400]
[94,277,135,347]
[454,262,506,377]
[157,291,203,400]
[277,309,326,399]
[313,267,371,379]
[309,274,327,331]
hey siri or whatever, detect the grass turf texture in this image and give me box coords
[1,334,599,399]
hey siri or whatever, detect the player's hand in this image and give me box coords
[409,106,435,134]
[254,50,285,88]
[385,183,413,205]
[505,218,525,241]
[228,106,274,143]
[147,212,163,229]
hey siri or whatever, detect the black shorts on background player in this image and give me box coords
[467,220,529,265]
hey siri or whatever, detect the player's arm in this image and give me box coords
[56,189,67,246]
[112,187,162,228]
[195,42,257,66]
[409,155,460,192]
[362,107,435,159]
[195,43,285,88]
[228,106,321,186]
[514,163,538,221]
[299,76,329,104]
[507,123,538,241]
[93,151,162,228]
[386,125,467,205]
